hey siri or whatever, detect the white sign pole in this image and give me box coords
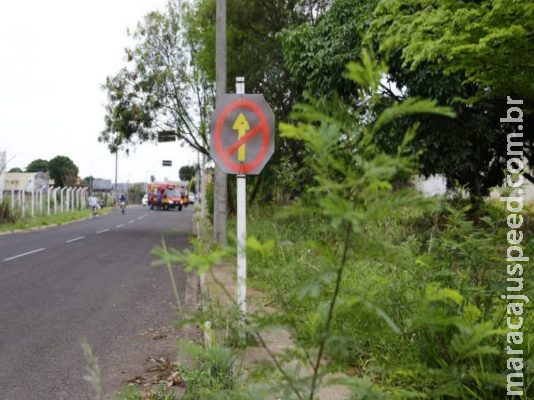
[237,175,246,312]
[236,76,247,327]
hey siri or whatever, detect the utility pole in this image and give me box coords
[214,0,228,245]
[114,150,118,203]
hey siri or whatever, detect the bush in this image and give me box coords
[0,198,20,224]
[246,201,533,398]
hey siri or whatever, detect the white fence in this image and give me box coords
[2,187,89,218]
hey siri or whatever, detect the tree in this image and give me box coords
[369,0,534,196]
[179,164,197,182]
[82,176,94,191]
[26,159,49,172]
[99,0,228,239]
[187,0,330,202]
[187,0,323,119]
[372,0,534,102]
[189,178,196,193]
[8,167,23,173]
[48,156,79,187]
[280,0,379,101]
[99,1,213,155]
[278,0,533,197]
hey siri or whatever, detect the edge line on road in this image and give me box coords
[3,248,46,262]
[116,224,124,228]
[97,229,109,234]
[128,220,135,224]
[66,236,85,243]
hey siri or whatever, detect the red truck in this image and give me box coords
[147,182,185,211]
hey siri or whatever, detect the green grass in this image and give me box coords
[0,208,111,233]
[243,202,534,399]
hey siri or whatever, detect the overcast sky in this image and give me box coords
[0,0,196,184]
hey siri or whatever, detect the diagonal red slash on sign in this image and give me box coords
[213,97,272,174]
[223,122,265,157]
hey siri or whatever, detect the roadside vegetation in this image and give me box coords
[141,56,533,399]
[243,203,533,398]
[0,199,108,233]
[104,0,533,398]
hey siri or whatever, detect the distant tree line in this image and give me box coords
[8,155,79,187]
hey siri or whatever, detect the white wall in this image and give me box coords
[413,175,447,197]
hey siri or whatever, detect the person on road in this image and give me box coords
[157,190,163,210]
[88,195,100,217]
[119,193,127,214]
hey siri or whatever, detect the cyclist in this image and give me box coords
[119,193,127,214]
[88,195,100,217]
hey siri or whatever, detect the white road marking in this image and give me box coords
[128,220,135,224]
[66,236,85,243]
[137,216,143,220]
[116,224,124,228]
[97,229,109,234]
[3,248,46,262]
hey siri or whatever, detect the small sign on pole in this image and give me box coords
[162,160,172,167]
[210,77,275,333]
[157,131,177,142]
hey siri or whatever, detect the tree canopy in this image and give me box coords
[368,0,534,195]
[277,0,533,196]
[179,164,197,182]
[280,0,379,101]
[99,0,213,155]
[48,156,78,187]
[372,0,534,101]
[26,159,49,172]
[187,0,332,200]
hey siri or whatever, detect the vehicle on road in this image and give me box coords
[188,193,195,204]
[147,182,183,211]
[142,194,148,206]
[120,201,126,214]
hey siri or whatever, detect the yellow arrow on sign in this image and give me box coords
[232,112,250,161]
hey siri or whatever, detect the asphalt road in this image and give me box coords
[0,205,193,399]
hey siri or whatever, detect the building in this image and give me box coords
[4,172,50,192]
[92,178,113,192]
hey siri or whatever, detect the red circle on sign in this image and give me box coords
[214,99,270,174]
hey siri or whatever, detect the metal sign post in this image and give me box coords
[210,76,275,336]
[235,77,247,321]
